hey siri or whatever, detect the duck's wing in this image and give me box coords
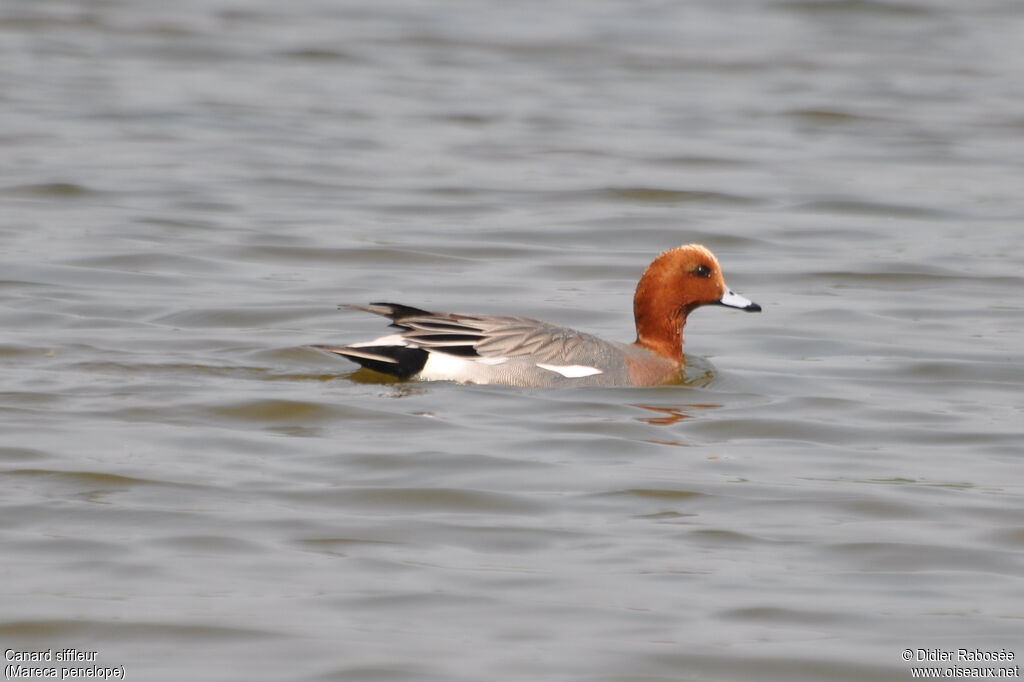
[349,302,610,364]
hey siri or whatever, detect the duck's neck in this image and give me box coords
[633,286,686,362]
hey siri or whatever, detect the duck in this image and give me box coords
[314,243,760,387]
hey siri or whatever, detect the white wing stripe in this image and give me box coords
[536,363,604,378]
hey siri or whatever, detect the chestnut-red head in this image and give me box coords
[633,244,760,360]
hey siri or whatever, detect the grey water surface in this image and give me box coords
[2,0,1023,680]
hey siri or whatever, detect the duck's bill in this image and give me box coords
[718,289,762,312]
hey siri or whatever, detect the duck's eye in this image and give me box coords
[691,264,712,278]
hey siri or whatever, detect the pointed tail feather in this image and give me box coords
[312,344,427,379]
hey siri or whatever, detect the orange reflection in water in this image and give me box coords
[631,403,723,426]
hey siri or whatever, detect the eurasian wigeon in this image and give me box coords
[315,244,760,387]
